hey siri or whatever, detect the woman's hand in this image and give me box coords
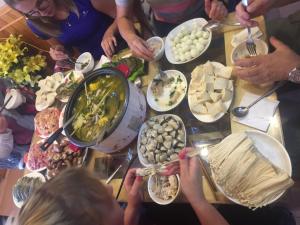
[126,34,153,61]
[205,0,228,21]
[49,45,69,61]
[101,30,117,59]
[233,37,300,84]
[124,168,143,209]
[179,148,205,205]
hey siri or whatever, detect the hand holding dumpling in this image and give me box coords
[204,0,228,21]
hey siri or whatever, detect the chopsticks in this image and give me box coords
[0,96,12,113]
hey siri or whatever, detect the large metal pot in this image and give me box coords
[64,68,146,153]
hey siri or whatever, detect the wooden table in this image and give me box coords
[0,13,285,217]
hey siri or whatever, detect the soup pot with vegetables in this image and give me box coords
[64,68,146,153]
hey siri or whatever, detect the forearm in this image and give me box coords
[124,204,140,225]
[191,200,229,225]
[106,20,119,35]
[117,17,138,43]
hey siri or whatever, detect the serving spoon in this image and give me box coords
[232,81,287,118]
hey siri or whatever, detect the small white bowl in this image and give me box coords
[5,89,26,109]
[231,39,268,64]
[148,174,180,205]
[147,36,165,61]
[75,52,94,73]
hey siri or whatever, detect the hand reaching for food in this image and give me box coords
[49,45,69,61]
[204,0,228,21]
[124,168,144,209]
[126,34,153,61]
[101,30,117,59]
[233,37,300,84]
[179,148,205,205]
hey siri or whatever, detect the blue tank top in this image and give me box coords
[27,0,113,60]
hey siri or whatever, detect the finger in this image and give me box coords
[130,176,143,195]
[108,40,115,56]
[204,0,212,15]
[124,168,137,190]
[189,157,201,174]
[134,42,153,59]
[233,67,260,82]
[104,42,113,57]
[209,2,217,19]
[112,36,117,47]
[161,163,180,176]
[269,36,288,51]
[234,56,261,67]
[247,1,264,14]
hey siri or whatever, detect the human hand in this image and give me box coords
[205,0,228,21]
[101,30,117,59]
[49,45,69,61]
[126,34,153,61]
[235,0,275,27]
[233,37,300,84]
[179,148,205,205]
[124,168,144,209]
[0,116,8,134]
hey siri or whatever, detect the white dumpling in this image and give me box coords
[197,43,204,52]
[202,31,209,39]
[179,54,185,62]
[175,55,180,62]
[185,39,192,45]
[196,30,202,38]
[192,39,198,45]
[190,49,198,58]
[185,52,192,60]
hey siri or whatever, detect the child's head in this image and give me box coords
[14,168,124,225]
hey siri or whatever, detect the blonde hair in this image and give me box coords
[10,168,114,225]
[4,0,79,37]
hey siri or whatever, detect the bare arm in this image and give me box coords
[91,0,116,18]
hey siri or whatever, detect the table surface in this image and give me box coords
[1,13,285,217]
[88,13,284,204]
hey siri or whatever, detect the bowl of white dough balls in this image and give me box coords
[165,18,212,64]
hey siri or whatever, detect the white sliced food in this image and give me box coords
[214,77,229,90]
[215,66,232,79]
[197,91,211,103]
[222,89,232,102]
[205,82,214,93]
[205,101,220,117]
[192,103,207,114]
[227,80,233,90]
[209,92,222,102]
[35,92,56,111]
[203,61,214,76]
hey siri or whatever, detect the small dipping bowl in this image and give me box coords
[231,39,269,64]
[148,174,180,205]
[147,36,165,61]
[75,52,95,74]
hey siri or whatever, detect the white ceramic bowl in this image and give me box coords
[5,89,26,109]
[137,114,187,167]
[148,174,181,205]
[75,52,94,73]
[147,36,165,61]
[231,39,268,64]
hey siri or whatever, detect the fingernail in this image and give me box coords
[179,150,186,159]
[137,176,143,182]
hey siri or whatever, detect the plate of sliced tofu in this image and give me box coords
[188,61,233,123]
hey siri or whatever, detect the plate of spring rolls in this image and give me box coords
[208,131,293,209]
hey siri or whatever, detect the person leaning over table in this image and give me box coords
[4,0,125,70]
[233,0,300,85]
[116,0,229,61]
[5,149,230,225]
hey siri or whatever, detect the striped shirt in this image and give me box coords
[116,0,204,24]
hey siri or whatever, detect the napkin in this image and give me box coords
[231,27,263,47]
[233,92,279,132]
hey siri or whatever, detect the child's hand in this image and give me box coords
[205,0,228,21]
[124,168,143,209]
[179,148,205,205]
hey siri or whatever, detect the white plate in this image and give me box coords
[165,18,212,64]
[188,62,234,123]
[212,130,292,206]
[137,114,186,167]
[148,174,181,205]
[147,70,187,112]
[13,172,46,208]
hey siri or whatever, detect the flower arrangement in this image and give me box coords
[0,34,47,87]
